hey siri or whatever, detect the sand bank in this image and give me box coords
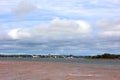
[0,61,120,80]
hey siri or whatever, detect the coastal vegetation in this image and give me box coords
[91,53,120,59]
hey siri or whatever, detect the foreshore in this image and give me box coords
[0,61,120,80]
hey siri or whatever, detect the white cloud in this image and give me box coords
[8,28,31,39]
[8,18,91,40]
[0,0,22,14]
[101,31,120,37]
[8,29,20,39]
[96,19,120,37]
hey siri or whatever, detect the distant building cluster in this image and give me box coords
[0,54,84,59]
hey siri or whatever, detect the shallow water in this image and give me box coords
[0,57,120,66]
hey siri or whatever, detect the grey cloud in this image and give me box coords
[0,35,120,55]
[12,0,38,18]
[94,19,120,52]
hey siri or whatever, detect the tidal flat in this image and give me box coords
[0,59,120,80]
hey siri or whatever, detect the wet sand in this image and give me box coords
[0,61,120,80]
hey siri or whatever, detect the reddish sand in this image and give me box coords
[0,61,120,80]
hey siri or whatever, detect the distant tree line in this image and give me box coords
[91,53,120,59]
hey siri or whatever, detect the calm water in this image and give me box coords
[0,57,120,65]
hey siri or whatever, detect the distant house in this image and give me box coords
[32,55,39,58]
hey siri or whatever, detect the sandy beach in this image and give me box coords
[0,61,120,80]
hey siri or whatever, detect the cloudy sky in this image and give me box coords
[0,0,120,55]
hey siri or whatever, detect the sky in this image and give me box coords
[0,0,120,55]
